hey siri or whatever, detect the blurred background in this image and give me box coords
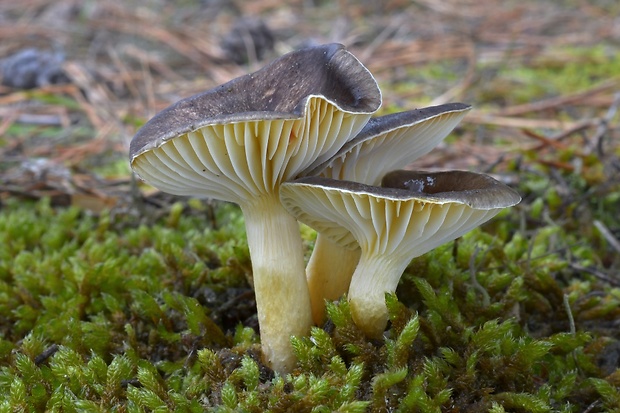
[1,0,619,210]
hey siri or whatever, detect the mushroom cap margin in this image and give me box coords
[130,43,382,163]
[280,172,520,253]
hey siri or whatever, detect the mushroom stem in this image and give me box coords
[347,252,409,338]
[306,235,361,324]
[242,195,313,374]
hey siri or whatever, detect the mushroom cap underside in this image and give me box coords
[305,103,472,184]
[280,173,520,253]
[131,98,376,204]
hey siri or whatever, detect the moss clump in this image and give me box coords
[1,99,619,410]
[1,191,619,411]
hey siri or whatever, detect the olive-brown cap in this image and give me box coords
[129,43,382,204]
[280,171,521,254]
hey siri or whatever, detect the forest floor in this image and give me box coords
[1,0,620,411]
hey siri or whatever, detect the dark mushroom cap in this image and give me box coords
[129,44,382,203]
[381,169,522,209]
[130,43,381,162]
[280,171,521,252]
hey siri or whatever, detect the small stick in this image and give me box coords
[582,400,601,413]
[594,92,620,157]
[496,79,619,117]
[563,294,576,336]
[569,263,620,287]
[469,246,490,307]
[529,121,593,152]
[593,220,620,255]
[34,344,59,365]
[465,113,593,131]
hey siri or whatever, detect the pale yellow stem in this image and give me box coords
[242,196,313,374]
[347,252,408,338]
[306,234,361,324]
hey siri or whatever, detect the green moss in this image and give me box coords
[2,38,620,412]
[0,199,249,402]
[4,152,617,410]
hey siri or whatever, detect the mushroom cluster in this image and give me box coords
[130,43,520,374]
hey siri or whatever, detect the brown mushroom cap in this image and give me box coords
[130,43,382,203]
[381,169,522,209]
[130,43,382,155]
[281,172,520,253]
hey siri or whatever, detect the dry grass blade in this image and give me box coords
[593,220,620,256]
[465,113,595,131]
[497,79,620,117]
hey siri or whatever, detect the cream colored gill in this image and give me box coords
[322,108,469,185]
[288,186,359,250]
[134,148,241,201]
[359,201,496,258]
[132,97,371,205]
[410,207,493,257]
[285,98,368,177]
[280,180,507,259]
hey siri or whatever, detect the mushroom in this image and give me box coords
[280,170,521,337]
[129,43,381,373]
[301,103,472,324]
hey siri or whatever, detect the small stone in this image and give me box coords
[220,18,275,65]
[1,48,69,89]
